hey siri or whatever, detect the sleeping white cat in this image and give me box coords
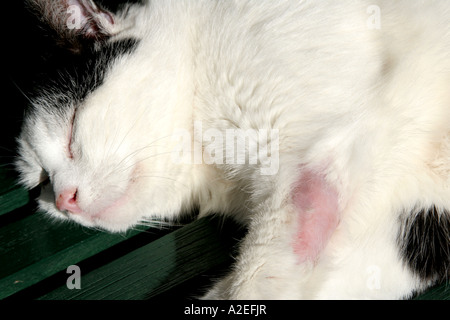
[16,0,450,299]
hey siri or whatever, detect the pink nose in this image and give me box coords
[56,189,82,214]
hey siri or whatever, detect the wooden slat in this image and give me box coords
[0,168,29,216]
[0,222,154,299]
[1,213,93,280]
[36,217,241,300]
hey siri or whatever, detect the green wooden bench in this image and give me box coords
[1,159,448,300]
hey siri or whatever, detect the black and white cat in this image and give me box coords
[16,0,450,299]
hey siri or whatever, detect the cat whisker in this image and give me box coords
[106,131,179,175]
[136,218,176,230]
[11,79,34,104]
[107,150,178,180]
[110,142,173,172]
[132,174,189,189]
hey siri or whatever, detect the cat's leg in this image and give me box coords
[204,205,303,299]
[204,168,342,299]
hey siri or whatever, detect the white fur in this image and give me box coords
[17,0,450,299]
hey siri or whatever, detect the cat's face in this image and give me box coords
[16,1,195,232]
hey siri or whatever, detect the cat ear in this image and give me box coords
[26,0,116,52]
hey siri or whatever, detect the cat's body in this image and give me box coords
[16,0,450,299]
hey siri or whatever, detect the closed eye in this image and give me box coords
[68,111,76,159]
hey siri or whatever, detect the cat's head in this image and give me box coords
[16,0,196,232]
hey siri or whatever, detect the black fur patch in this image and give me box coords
[30,37,140,107]
[398,206,450,282]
